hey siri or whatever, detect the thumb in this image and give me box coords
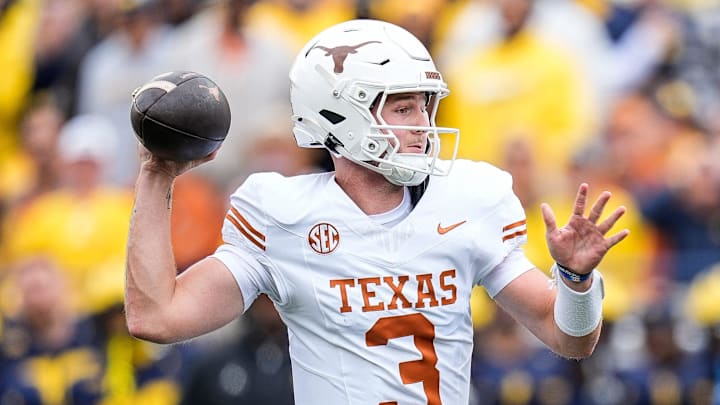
[541,203,558,234]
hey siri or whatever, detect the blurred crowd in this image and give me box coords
[0,0,719,404]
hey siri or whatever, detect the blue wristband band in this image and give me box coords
[555,263,592,283]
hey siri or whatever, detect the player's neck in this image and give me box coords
[334,161,404,216]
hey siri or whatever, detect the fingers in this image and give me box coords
[598,206,627,235]
[572,183,589,217]
[599,205,629,252]
[606,228,630,249]
[541,203,558,234]
[588,191,611,224]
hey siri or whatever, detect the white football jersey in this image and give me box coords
[212,159,532,405]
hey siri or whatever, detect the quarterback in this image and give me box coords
[125,20,629,404]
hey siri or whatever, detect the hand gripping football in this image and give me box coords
[130,71,231,161]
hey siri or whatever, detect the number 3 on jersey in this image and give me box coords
[366,313,441,405]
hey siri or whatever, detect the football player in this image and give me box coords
[125,19,629,404]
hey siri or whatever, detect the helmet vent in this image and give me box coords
[319,109,346,124]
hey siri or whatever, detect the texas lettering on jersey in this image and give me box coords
[329,270,457,313]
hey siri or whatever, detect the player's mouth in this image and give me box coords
[403,144,425,153]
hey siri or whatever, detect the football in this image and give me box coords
[130,71,231,162]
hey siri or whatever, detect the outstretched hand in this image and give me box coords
[541,183,630,275]
[137,143,217,178]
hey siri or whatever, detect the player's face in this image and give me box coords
[374,92,430,154]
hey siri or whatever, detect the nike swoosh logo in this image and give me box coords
[437,220,467,235]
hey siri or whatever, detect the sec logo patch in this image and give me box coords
[308,223,340,254]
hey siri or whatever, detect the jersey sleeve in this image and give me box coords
[210,174,281,312]
[482,246,535,298]
[472,173,533,295]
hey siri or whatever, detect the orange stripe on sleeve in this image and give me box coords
[226,213,266,251]
[502,219,527,232]
[502,229,528,242]
[230,207,265,241]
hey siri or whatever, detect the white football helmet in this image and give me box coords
[289,19,459,186]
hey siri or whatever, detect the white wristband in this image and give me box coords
[552,264,605,337]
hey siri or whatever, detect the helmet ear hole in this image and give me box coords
[319,109,346,124]
[369,93,383,113]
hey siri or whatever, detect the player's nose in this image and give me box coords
[412,112,430,129]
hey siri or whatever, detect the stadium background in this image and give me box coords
[0,0,719,403]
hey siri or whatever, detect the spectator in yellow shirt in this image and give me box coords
[1,114,133,315]
[439,0,595,193]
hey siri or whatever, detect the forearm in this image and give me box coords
[125,166,178,342]
[552,322,601,360]
[537,183,627,358]
[517,281,602,359]
[495,269,603,360]
[551,270,604,359]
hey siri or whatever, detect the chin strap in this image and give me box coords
[409,177,430,207]
[378,153,431,186]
